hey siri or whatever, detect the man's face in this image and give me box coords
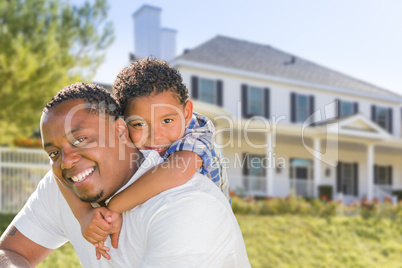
[125,91,192,156]
[41,100,131,203]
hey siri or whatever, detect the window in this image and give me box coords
[248,86,264,116]
[338,100,356,117]
[190,76,223,106]
[341,163,354,195]
[290,159,313,180]
[289,158,313,197]
[374,165,392,185]
[296,95,309,122]
[337,162,358,196]
[241,84,270,118]
[372,105,392,133]
[199,78,216,104]
[242,154,266,193]
[375,107,388,130]
[291,93,314,123]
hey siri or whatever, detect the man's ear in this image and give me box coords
[184,100,193,126]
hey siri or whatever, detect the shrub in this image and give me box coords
[230,193,402,219]
[318,185,333,200]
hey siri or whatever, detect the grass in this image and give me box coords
[2,214,402,267]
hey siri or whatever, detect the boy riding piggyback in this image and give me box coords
[58,57,231,259]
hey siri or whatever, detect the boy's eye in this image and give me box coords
[129,122,147,128]
[163,119,173,124]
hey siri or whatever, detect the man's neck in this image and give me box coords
[97,150,144,205]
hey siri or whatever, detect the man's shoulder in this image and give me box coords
[134,173,230,217]
[36,170,58,192]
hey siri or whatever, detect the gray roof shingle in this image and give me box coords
[177,36,400,98]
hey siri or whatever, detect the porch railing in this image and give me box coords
[290,179,314,198]
[0,147,50,213]
[228,175,314,198]
[373,184,397,203]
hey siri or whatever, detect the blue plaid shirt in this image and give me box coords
[163,112,230,202]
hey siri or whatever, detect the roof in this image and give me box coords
[176,36,401,99]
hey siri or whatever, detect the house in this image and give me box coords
[133,5,402,203]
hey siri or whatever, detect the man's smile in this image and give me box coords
[68,167,95,183]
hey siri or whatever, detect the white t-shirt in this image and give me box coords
[12,150,250,267]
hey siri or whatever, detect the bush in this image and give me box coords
[392,190,402,202]
[230,193,402,219]
[318,185,333,200]
[13,137,42,148]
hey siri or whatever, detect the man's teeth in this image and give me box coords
[71,168,94,182]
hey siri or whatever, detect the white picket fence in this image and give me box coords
[0,147,50,213]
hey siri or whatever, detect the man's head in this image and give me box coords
[113,57,193,156]
[41,83,140,203]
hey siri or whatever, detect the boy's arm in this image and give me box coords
[107,151,202,214]
[54,177,110,244]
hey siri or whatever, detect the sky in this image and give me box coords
[76,0,402,96]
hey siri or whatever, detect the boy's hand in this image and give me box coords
[81,207,111,245]
[107,212,123,249]
[92,209,122,260]
[95,241,111,260]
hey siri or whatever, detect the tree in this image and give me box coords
[0,0,114,145]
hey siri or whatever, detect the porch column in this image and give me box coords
[266,132,274,196]
[367,144,374,200]
[313,138,321,198]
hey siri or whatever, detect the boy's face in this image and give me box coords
[125,91,193,157]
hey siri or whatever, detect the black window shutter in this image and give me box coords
[388,108,393,134]
[242,153,249,190]
[242,153,249,176]
[289,158,294,178]
[371,105,376,121]
[264,88,270,119]
[216,80,223,107]
[335,99,340,118]
[354,102,359,114]
[336,162,342,193]
[309,95,315,116]
[261,156,267,176]
[291,92,296,123]
[374,165,378,184]
[388,166,393,185]
[309,95,315,125]
[241,84,248,118]
[353,163,358,196]
[191,76,199,100]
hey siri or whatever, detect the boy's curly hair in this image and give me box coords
[113,57,189,113]
[43,82,121,119]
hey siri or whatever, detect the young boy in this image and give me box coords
[57,57,230,259]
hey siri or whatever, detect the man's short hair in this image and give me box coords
[113,57,189,114]
[43,82,121,119]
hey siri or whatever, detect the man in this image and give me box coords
[0,83,250,267]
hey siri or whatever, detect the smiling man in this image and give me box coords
[0,83,250,267]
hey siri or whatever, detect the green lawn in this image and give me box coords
[2,214,402,267]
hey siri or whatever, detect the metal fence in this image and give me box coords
[0,147,50,213]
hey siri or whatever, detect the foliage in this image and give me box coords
[0,0,114,145]
[231,192,402,219]
[13,137,42,148]
[392,190,402,202]
[3,213,402,267]
[318,185,333,200]
[231,192,338,217]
